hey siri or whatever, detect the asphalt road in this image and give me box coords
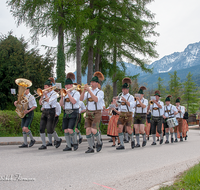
[1,130,200,190]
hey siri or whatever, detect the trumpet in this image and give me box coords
[149,100,153,105]
[116,92,123,105]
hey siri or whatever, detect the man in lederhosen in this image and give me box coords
[175,97,185,142]
[116,78,135,150]
[60,73,80,151]
[134,86,148,148]
[14,87,37,148]
[163,95,178,144]
[38,78,62,150]
[80,71,104,153]
[147,90,164,145]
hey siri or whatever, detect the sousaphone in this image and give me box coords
[15,78,32,118]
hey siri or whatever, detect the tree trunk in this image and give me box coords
[95,48,100,71]
[113,43,117,96]
[57,3,65,86]
[87,0,94,84]
[87,44,94,84]
[76,33,81,84]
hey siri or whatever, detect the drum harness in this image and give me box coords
[164,105,174,118]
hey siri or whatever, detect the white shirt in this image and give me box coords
[175,105,185,118]
[63,90,80,109]
[56,102,61,116]
[134,98,148,113]
[150,101,164,117]
[83,88,104,111]
[132,108,135,117]
[118,93,134,112]
[42,91,57,109]
[79,101,86,113]
[25,93,37,109]
[163,104,177,118]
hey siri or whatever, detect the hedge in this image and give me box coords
[0,110,108,137]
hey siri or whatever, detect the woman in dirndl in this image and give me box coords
[107,97,121,146]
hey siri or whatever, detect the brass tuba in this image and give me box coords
[15,78,32,118]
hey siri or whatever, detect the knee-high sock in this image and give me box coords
[64,133,71,148]
[180,132,182,137]
[94,131,102,145]
[47,133,52,143]
[52,131,60,141]
[152,134,156,143]
[170,132,174,139]
[128,132,134,142]
[166,132,169,141]
[70,132,78,144]
[159,133,163,139]
[136,134,140,144]
[142,133,146,142]
[23,132,28,145]
[40,133,46,146]
[86,134,93,149]
[174,132,177,139]
[125,133,129,141]
[77,132,82,139]
[118,133,124,146]
[91,134,95,145]
[27,131,34,141]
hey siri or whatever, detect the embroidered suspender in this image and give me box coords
[87,90,100,110]
[152,101,160,116]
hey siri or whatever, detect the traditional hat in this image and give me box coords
[154,90,161,97]
[44,77,55,86]
[165,95,172,102]
[138,86,147,94]
[122,77,132,89]
[65,72,75,85]
[176,97,181,103]
[91,71,104,83]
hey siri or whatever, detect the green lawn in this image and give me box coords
[160,162,200,190]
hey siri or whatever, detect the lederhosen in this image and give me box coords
[117,95,133,127]
[84,90,102,129]
[175,106,183,133]
[134,99,146,124]
[21,94,34,129]
[40,91,56,134]
[151,102,163,134]
[164,105,174,129]
[62,91,79,130]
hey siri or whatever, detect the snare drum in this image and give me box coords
[101,109,109,125]
[167,118,178,128]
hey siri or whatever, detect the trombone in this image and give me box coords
[21,85,57,105]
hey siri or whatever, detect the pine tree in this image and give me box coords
[157,75,167,102]
[168,71,183,105]
[182,72,199,114]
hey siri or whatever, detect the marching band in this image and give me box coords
[14,73,189,153]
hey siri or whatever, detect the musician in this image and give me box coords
[107,97,120,147]
[14,87,37,148]
[80,71,104,153]
[38,78,62,150]
[163,95,178,144]
[60,73,80,151]
[116,78,135,150]
[174,97,185,142]
[46,101,61,146]
[134,86,148,147]
[147,90,164,145]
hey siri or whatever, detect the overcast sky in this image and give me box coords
[1,0,200,73]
